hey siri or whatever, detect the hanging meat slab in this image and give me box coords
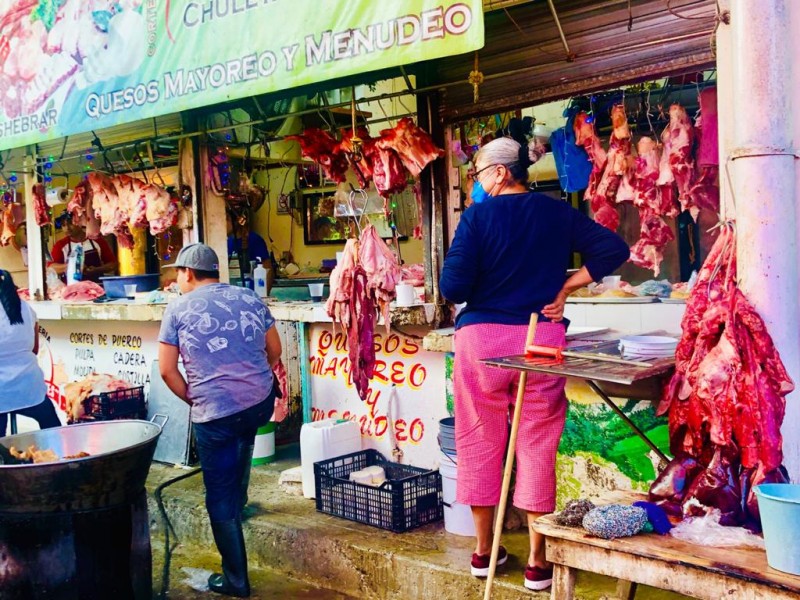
[33,183,50,226]
[574,111,617,231]
[287,128,349,183]
[376,117,444,177]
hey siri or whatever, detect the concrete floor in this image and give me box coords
[146,445,689,600]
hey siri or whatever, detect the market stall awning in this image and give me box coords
[0,0,485,152]
[434,0,718,121]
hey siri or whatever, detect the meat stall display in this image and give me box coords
[651,224,793,529]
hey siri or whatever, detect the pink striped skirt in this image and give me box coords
[453,322,567,513]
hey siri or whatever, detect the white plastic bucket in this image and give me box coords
[755,483,800,575]
[439,450,475,537]
[300,419,362,498]
[252,421,275,465]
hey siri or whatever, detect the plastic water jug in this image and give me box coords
[300,419,361,498]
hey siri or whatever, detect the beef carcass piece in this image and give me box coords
[339,128,377,189]
[326,238,358,328]
[633,137,678,217]
[689,87,720,214]
[629,210,675,276]
[372,147,408,198]
[287,129,349,184]
[400,263,425,287]
[662,104,697,218]
[681,446,744,526]
[144,183,178,234]
[574,111,618,230]
[347,267,377,400]
[114,174,148,228]
[33,183,50,226]
[358,224,401,331]
[596,105,634,205]
[66,180,101,238]
[376,118,444,177]
[0,203,23,246]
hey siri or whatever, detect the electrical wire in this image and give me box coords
[155,467,203,600]
[666,0,717,20]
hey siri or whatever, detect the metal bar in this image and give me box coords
[560,350,653,368]
[546,0,573,59]
[586,380,670,464]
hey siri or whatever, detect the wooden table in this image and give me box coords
[533,491,800,600]
[482,336,676,464]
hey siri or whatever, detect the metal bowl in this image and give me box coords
[0,420,162,514]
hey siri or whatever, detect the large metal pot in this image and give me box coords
[0,419,162,514]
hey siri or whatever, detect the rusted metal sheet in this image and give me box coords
[436,0,717,121]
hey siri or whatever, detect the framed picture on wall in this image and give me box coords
[302,191,408,245]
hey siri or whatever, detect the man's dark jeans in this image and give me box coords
[194,397,274,522]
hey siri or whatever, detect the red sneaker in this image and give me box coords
[524,565,553,591]
[470,546,508,577]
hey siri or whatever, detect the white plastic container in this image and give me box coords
[253,258,268,298]
[300,419,361,498]
[439,450,475,536]
[66,244,84,283]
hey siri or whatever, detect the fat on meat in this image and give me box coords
[358,224,401,331]
[376,118,444,177]
[596,105,634,205]
[662,104,697,218]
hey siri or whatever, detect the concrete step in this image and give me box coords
[146,445,687,600]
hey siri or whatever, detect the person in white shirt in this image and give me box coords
[0,270,61,435]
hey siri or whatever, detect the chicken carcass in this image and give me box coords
[376,118,444,177]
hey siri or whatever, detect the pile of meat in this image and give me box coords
[326,225,401,400]
[67,172,178,248]
[63,373,131,423]
[573,94,720,276]
[289,118,442,237]
[49,280,105,302]
[650,225,793,529]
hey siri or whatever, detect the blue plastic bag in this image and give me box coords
[551,105,593,193]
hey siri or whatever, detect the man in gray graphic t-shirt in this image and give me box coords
[158,243,281,597]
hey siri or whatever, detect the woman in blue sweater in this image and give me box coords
[440,135,629,591]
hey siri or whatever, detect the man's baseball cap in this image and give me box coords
[161,243,220,271]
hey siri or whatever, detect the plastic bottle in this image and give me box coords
[66,245,84,283]
[253,257,268,298]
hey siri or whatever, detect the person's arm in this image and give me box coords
[542,210,630,323]
[158,342,189,403]
[439,209,480,304]
[265,325,282,369]
[49,239,67,274]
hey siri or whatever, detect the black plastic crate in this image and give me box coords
[81,386,146,420]
[314,449,443,533]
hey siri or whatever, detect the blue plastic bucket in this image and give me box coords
[755,483,800,575]
[438,417,456,454]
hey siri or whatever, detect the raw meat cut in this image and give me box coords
[574,111,617,230]
[376,117,444,177]
[628,211,675,276]
[33,183,49,226]
[596,105,634,205]
[653,224,794,528]
[287,128,349,184]
[358,224,401,330]
[272,359,290,423]
[689,88,720,215]
[339,128,376,189]
[662,104,697,218]
[372,147,408,198]
[649,454,703,516]
[63,372,131,423]
[58,281,105,302]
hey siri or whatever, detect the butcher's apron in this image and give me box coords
[64,240,103,282]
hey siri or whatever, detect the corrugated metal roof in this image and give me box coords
[436,0,717,121]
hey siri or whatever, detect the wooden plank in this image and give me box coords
[533,491,800,593]
[544,538,800,600]
[615,579,638,600]
[551,564,576,600]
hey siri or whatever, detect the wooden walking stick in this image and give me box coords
[483,313,538,600]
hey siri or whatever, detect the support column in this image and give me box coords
[23,154,45,300]
[728,0,800,478]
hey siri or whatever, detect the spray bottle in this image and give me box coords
[253,257,268,298]
[66,244,84,283]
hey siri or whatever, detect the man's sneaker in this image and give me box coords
[524,565,553,591]
[470,546,508,577]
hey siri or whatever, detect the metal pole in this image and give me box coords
[728,0,800,479]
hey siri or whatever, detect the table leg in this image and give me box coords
[615,579,638,600]
[551,564,576,599]
[586,380,670,465]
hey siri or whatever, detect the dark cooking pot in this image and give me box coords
[0,418,164,514]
